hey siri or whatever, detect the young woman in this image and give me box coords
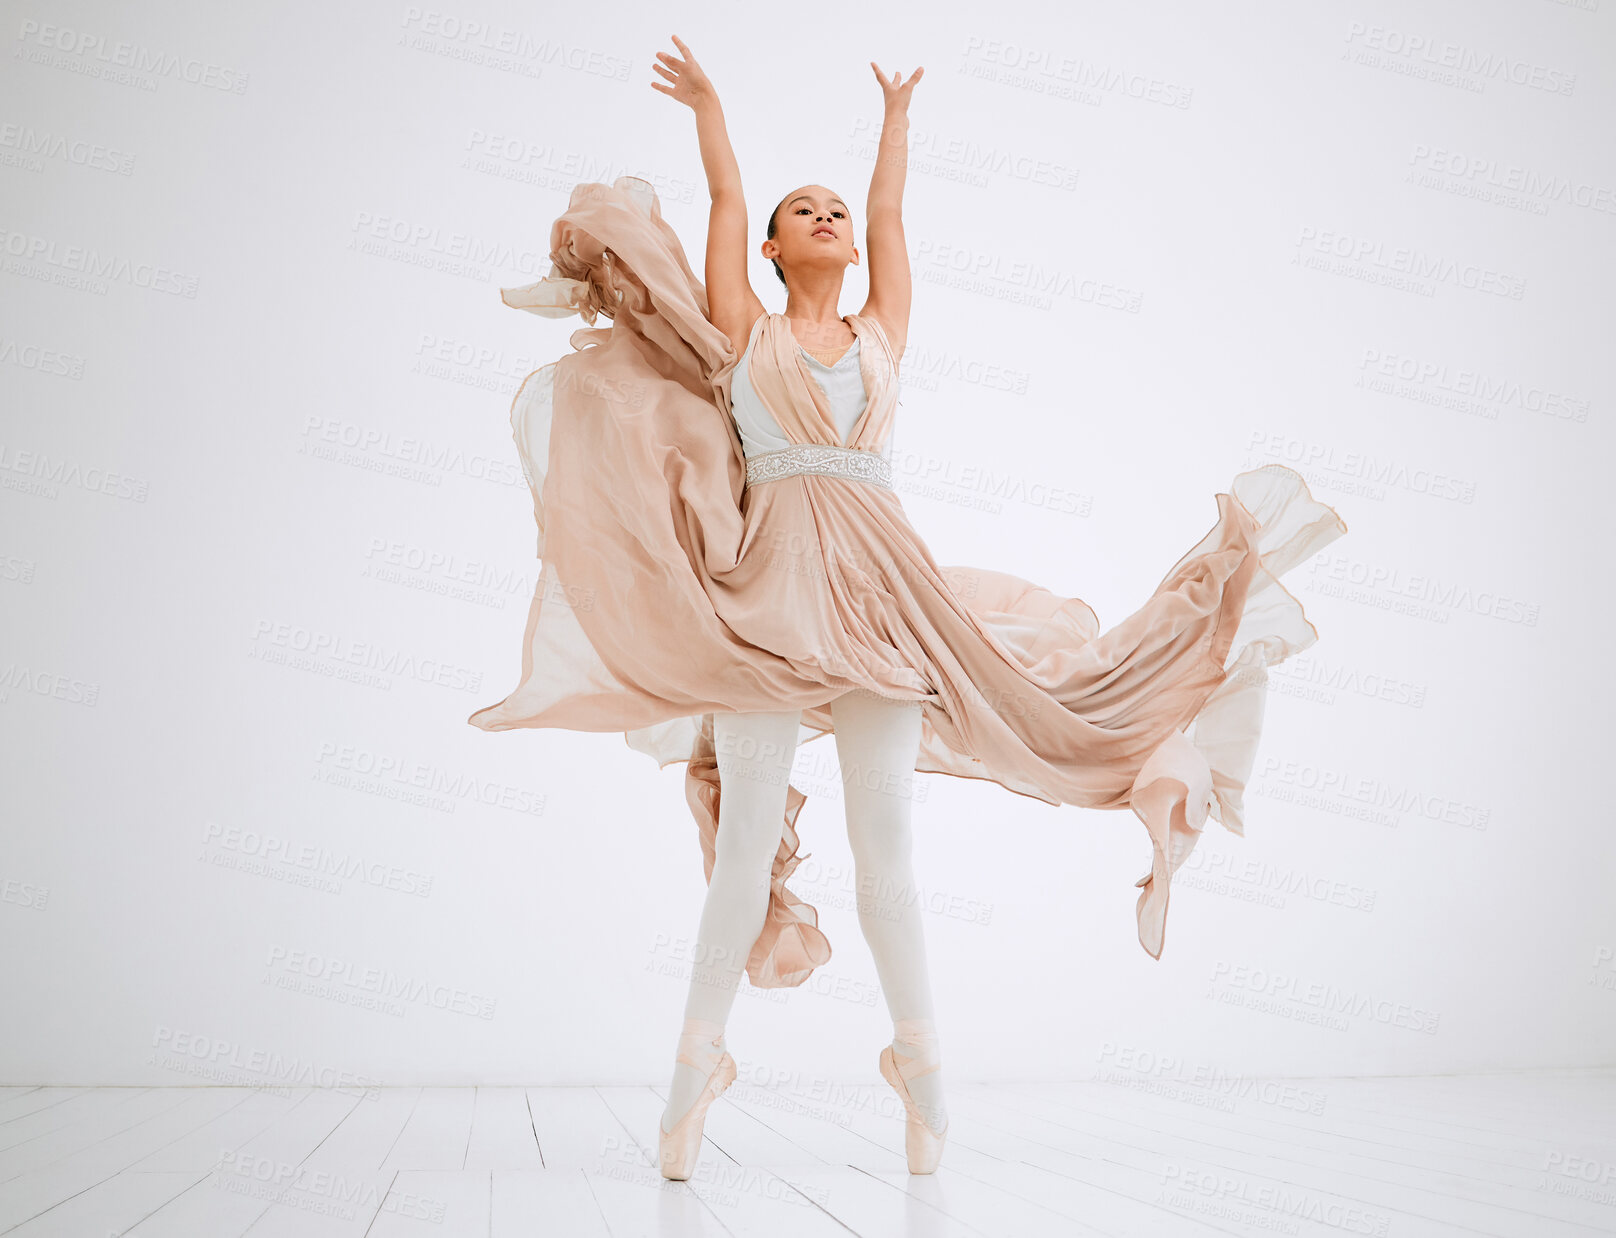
[469,35,1347,1181]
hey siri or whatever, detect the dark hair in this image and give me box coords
[765,198,787,286]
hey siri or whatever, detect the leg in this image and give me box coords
[661,706,801,1134]
[829,690,947,1135]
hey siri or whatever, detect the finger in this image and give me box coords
[671,34,693,57]
[652,62,676,80]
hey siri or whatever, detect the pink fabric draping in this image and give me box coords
[468,175,1348,980]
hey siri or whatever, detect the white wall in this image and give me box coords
[3,0,1612,1096]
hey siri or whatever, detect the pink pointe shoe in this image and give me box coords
[658,1018,737,1181]
[878,1019,948,1174]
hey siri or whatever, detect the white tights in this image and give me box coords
[662,691,946,1132]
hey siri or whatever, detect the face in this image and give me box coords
[766,185,859,281]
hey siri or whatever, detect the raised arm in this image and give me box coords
[860,63,924,364]
[651,35,765,354]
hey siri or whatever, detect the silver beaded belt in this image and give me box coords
[744,444,893,490]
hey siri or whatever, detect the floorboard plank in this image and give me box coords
[463,1087,545,1172]
[0,1090,260,1234]
[220,1089,419,1237]
[2,1170,208,1238]
[366,1169,489,1237]
[0,1073,1605,1236]
[377,1089,475,1175]
[490,1167,612,1237]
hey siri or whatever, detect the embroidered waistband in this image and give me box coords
[744,444,893,490]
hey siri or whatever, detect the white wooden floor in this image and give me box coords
[0,1072,1611,1236]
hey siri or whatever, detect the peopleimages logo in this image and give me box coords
[1293,226,1526,300]
[1342,21,1576,95]
[200,821,434,897]
[1407,144,1616,214]
[1354,348,1590,423]
[1208,962,1441,1034]
[263,946,498,1020]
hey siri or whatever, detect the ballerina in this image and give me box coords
[468,34,1348,1181]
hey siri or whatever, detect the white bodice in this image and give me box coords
[731,334,869,458]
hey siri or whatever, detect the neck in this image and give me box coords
[782,283,848,334]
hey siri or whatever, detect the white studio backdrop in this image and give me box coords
[3,0,1612,1092]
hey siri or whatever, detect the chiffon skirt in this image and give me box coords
[467,176,1350,983]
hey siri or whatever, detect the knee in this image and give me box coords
[843,773,917,856]
[837,748,922,819]
[849,838,915,912]
[847,816,913,874]
[712,806,783,877]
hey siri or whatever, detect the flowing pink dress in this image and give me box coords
[468,176,1349,985]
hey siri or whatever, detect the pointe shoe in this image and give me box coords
[878,1022,948,1174]
[658,1018,737,1181]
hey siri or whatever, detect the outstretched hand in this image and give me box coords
[651,35,714,109]
[870,61,924,110]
